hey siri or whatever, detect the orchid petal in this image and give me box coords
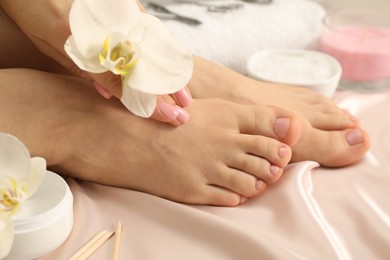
[0,216,13,259]
[120,85,157,117]
[126,14,193,95]
[23,158,46,199]
[0,134,31,182]
[65,36,108,73]
[69,0,141,57]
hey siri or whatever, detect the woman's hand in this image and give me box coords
[0,0,192,125]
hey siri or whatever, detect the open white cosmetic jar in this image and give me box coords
[7,171,73,259]
[247,49,342,97]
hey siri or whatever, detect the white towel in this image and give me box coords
[160,0,326,74]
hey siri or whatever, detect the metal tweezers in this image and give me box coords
[148,2,202,26]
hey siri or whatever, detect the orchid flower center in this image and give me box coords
[99,36,140,76]
[0,179,24,216]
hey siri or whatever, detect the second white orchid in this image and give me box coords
[0,133,46,259]
[64,0,193,117]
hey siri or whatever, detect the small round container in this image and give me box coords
[7,171,73,260]
[247,49,342,97]
[319,9,390,90]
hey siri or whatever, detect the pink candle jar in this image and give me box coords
[319,9,390,88]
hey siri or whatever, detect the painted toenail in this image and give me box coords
[273,118,290,139]
[343,110,359,123]
[342,109,351,116]
[346,129,363,146]
[270,165,280,175]
[278,146,288,158]
[350,115,359,123]
[256,180,265,190]
[240,196,248,204]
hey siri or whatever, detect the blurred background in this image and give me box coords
[141,0,390,10]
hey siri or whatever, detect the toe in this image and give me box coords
[235,104,302,147]
[229,154,283,184]
[228,135,291,183]
[206,188,242,207]
[179,184,242,206]
[236,135,292,166]
[291,126,370,167]
[208,167,266,199]
[309,111,358,131]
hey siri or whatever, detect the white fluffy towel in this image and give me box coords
[160,0,326,74]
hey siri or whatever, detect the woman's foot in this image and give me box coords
[0,10,370,167]
[0,69,301,206]
[189,57,370,167]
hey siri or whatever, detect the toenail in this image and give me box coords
[343,110,359,123]
[270,165,280,175]
[240,196,248,204]
[273,118,290,139]
[350,115,359,123]
[346,129,363,146]
[256,180,265,190]
[278,146,288,158]
[342,109,351,116]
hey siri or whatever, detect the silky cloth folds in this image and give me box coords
[42,87,390,259]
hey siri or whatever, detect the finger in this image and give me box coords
[88,72,123,98]
[92,81,113,99]
[151,96,190,126]
[61,54,119,100]
[169,87,193,108]
[136,0,146,12]
[58,53,120,100]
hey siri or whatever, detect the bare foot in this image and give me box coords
[0,9,369,167]
[0,69,301,206]
[189,57,371,167]
[0,7,370,167]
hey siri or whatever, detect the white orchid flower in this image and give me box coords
[64,0,193,117]
[0,215,13,259]
[0,133,46,259]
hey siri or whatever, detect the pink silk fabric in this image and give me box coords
[43,88,390,259]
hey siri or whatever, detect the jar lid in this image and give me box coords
[12,171,73,233]
[246,49,342,97]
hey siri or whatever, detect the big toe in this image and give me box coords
[291,124,370,167]
[237,105,302,147]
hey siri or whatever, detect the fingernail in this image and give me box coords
[175,89,192,107]
[176,106,190,124]
[270,165,280,175]
[278,146,288,158]
[158,102,179,121]
[92,81,112,99]
[346,129,364,146]
[256,180,265,190]
[273,118,290,139]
